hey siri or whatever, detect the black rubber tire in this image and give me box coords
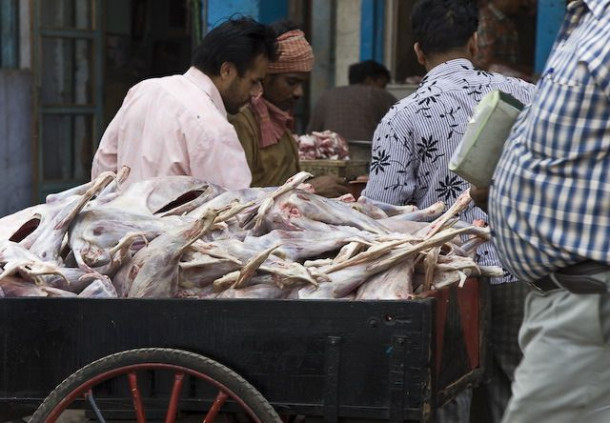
[30,348,282,423]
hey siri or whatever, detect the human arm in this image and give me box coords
[307,175,350,197]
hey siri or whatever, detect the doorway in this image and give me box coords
[33,0,197,201]
[103,0,196,126]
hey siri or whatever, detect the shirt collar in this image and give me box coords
[422,59,475,83]
[184,66,227,117]
[581,0,610,18]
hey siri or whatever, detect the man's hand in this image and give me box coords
[308,175,350,198]
[470,185,490,212]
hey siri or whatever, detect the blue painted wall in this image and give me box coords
[206,0,288,31]
[535,0,565,73]
[360,0,385,62]
[207,0,260,30]
[259,0,288,24]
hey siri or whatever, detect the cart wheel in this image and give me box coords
[30,348,281,423]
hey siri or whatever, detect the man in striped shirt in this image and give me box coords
[362,0,534,421]
[488,1,610,421]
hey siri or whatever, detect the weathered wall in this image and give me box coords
[335,0,361,87]
[0,70,33,217]
[310,0,335,116]
[310,0,363,113]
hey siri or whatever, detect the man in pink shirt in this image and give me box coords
[91,17,277,189]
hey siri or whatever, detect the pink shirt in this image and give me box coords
[91,67,252,189]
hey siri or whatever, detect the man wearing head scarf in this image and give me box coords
[230,21,349,197]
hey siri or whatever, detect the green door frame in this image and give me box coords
[33,0,104,201]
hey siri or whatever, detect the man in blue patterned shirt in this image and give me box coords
[488,0,610,421]
[362,0,534,421]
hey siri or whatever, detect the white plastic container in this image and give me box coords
[449,90,524,187]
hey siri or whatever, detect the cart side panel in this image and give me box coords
[425,278,487,406]
[0,298,435,420]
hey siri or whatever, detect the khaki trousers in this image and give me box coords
[501,274,610,422]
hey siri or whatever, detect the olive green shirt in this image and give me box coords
[230,105,301,187]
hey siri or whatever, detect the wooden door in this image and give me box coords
[33,0,104,201]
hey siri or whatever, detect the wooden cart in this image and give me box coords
[0,279,487,422]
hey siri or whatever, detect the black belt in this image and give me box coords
[530,261,610,294]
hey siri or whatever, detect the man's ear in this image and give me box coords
[414,42,426,66]
[219,62,236,80]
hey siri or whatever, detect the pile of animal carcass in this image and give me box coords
[0,168,501,299]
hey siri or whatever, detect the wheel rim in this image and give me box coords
[46,362,264,423]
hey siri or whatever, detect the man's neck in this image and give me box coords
[425,51,471,72]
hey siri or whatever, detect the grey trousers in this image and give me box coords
[502,274,610,422]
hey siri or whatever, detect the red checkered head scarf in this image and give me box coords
[267,29,314,74]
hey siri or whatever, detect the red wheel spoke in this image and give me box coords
[128,371,147,423]
[164,372,185,423]
[37,350,278,422]
[203,390,229,423]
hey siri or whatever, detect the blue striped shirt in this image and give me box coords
[363,59,534,284]
[489,0,610,282]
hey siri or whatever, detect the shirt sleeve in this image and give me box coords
[362,111,418,206]
[91,110,121,179]
[306,97,325,134]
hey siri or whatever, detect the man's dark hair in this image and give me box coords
[192,16,277,77]
[411,0,479,56]
[348,60,391,85]
[269,19,301,37]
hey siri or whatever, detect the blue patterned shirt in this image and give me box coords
[489,0,610,282]
[363,59,534,284]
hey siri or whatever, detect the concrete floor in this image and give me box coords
[4,409,390,423]
[3,410,84,423]
[4,412,385,422]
